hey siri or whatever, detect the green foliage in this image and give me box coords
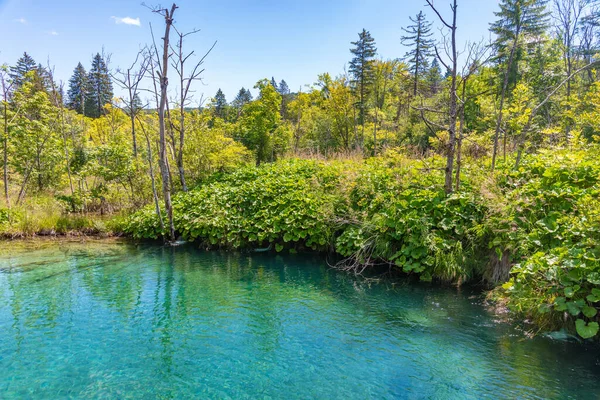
[123,207,165,240]
[493,146,600,339]
[349,29,377,126]
[237,80,283,165]
[0,195,112,237]
[9,74,64,192]
[401,11,434,95]
[126,159,342,250]
[335,158,486,282]
[67,62,88,114]
[84,53,113,118]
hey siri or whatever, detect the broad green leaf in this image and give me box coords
[575,320,599,339]
[582,305,598,318]
[566,301,581,316]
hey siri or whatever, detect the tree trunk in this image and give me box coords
[131,112,138,157]
[60,108,74,197]
[491,27,520,171]
[414,27,421,96]
[127,80,138,157]
[565,52,572,143]
[455,79,467,191]
[444,0,459,194]
[137,117,163,226]
[373,104,378,156]
[17,166,33,205]
[178,98,187,192]
[3,101,9,207]
[157,4,178,242]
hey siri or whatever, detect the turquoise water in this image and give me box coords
[0,241,599,399]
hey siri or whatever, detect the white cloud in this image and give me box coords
[48,30,58,36]
[111,16,141,26]
[15,18,27,24]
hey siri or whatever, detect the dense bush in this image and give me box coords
[336,158,487,282]
[492,148,600,339]
[124,160,347,252]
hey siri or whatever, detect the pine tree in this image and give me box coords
[270,77,278,91]
[490,0,549,87]
[349,29,377,131]
[67,62,88,114]
[425,58,443,94]
[36,63,54,92]
[401,11,435,96]
[232,87,253,113]
[278,79,290,96]
[85,53,113,118]
[244,88,253,102]
[490,0,550,170]
[9,52,38,90]
[277,79,291,117]
[214,88,227,118]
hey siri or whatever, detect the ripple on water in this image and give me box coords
[0,241,599,399]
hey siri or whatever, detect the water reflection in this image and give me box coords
[0,240,599,399]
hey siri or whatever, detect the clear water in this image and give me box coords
[0,241,599,399]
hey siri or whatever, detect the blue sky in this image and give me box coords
[0,0,498,103]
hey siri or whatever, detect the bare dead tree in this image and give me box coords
[147,3,178,242]
[142,53,170,230]
[170,27,216,192]
[426,0,459,194]
[112,48,151,157]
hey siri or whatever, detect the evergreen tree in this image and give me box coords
[36,63,54,92]
[85,53,113,118]
[489,0,550,169]
[270,77,278,91]
[490,0,550,87]
[67,62,88,114]
[401,11,435,96]
[277,79,291,117]
[232,87,253,113]
[278,79,290,96]
[425,58,443,94]
[214,88,227,118]
[9,52,38,90]
[349,29,377,131]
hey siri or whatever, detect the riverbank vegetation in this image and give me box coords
[2,0,600,339]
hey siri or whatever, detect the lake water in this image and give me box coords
[0,240,599,399]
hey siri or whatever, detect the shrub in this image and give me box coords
[491,147,600,339]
